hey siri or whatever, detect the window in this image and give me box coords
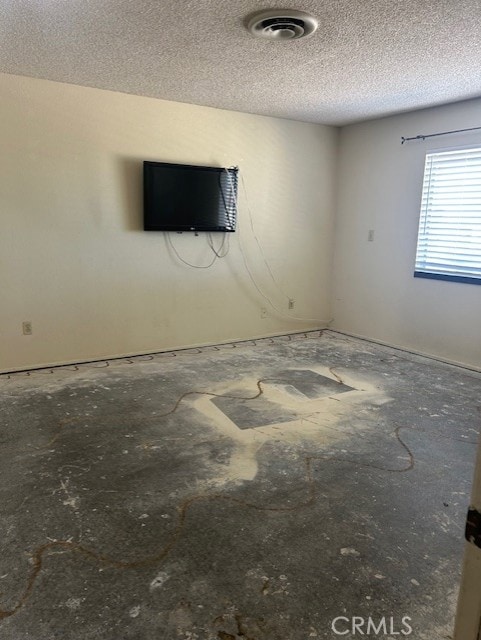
[414,147,481,284]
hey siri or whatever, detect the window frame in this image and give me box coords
[414,143,481,286]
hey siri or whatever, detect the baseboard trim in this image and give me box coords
[4,327,480,377]
[0,326,325,376]
[329,329,481,374]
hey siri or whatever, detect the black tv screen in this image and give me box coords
[143,161,238,232]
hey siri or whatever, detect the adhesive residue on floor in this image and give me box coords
[192,365,390,486]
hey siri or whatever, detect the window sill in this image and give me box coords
[414,271,481,285]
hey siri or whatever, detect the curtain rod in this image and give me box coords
[401,125,481,144]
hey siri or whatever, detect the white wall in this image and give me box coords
[332,99,481,369]
[0,73,338,372]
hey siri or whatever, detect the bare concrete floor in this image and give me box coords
[0,331,480,639]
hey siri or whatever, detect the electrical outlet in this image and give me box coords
[288,298,295,310]
[261,308,267,319]
[22,321,32,335]
[368,229,375,242]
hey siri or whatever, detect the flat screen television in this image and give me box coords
[143,161,238,232]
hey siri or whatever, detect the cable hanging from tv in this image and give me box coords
[401,125,481,144]
[167,233,229,269]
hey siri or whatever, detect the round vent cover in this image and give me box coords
[246,9,318,41]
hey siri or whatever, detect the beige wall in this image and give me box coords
[5,73,478,372]
[0,73,338,371]
[332,99,481,369]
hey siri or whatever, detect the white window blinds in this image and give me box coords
[415,147,481,283]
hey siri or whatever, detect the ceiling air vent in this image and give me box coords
[246,9,318,41]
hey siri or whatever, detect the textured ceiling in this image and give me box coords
[1,0,481,125]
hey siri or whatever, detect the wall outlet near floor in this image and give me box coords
[261,308,267,319]
[368,229,375,242]
[288,298,295,310]
[22,321,32,335]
